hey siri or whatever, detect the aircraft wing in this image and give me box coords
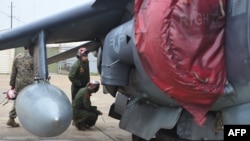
[0,0,130,50]
[47,41,101,64]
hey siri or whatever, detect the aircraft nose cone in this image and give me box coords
[16,83,72,137]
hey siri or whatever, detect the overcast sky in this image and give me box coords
[0,0,91,31]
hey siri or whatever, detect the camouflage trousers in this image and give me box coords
[9,101,17,118]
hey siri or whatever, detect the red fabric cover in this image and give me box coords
[134,0,227,125]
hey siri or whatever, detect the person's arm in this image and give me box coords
[82,93,99,113]
[68,61,81,86]
[82,92,102,115]
[86,61,90,83]
[83,93,93,111]
[81,61,90,87]
[9,58,17,89]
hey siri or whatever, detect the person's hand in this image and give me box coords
[97,110,102,115]
[76,81,82,87]
[10,86,15,90]
[92,106,97,110]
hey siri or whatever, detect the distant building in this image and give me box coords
[0,49,15,74]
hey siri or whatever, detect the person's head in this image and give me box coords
[87,80,100,93]
[76,48,89,61]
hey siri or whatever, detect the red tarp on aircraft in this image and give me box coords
[134,0,227,125]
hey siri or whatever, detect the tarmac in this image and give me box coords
[0,74,132,141]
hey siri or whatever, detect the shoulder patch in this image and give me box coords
[85,93,90,99]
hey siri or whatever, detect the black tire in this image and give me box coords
[132,134,148,141]
[155,129,188,141]
[132,129,188,141]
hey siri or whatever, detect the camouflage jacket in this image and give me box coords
[9,50,34,94]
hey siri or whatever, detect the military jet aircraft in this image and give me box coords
[0,0,250,140]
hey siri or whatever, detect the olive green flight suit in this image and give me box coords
[68,60,90,101]
[72,87,99,127]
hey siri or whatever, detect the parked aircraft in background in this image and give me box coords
[0,0,250,140]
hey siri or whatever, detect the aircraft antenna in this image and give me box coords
[10,1,13,29]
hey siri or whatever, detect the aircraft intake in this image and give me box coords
[101,20,134,87]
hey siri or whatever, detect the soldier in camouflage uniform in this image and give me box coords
[68,48,90,101]
[7,45,34,127]
[72,80,102,130]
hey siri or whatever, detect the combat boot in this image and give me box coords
[75,120,86,131]
[72,117,77,126]
[6,117,20,127]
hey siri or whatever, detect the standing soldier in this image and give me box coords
[68,48,90,101]
[7,45,34,127]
